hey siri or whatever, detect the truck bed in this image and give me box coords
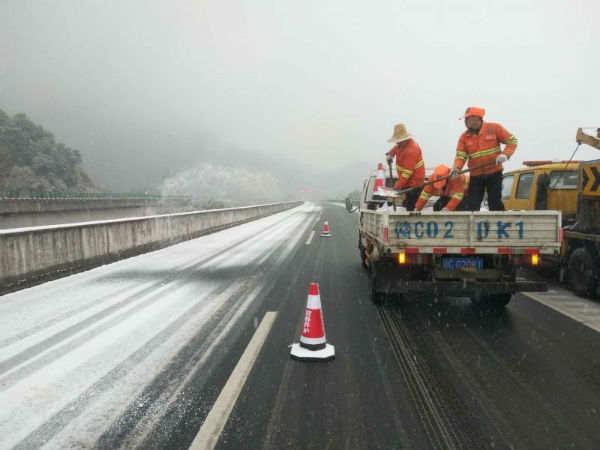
[361,210,561,255]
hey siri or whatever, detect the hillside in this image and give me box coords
[0,108,95,193]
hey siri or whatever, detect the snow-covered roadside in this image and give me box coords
[0,202,319,449]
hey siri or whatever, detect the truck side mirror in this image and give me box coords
[345,197,353,212]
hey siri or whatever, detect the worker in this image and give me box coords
[452,107,517,211]
[415,164,467,211]
[385,123,425,211]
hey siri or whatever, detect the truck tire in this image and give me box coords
[369,264,385,305]
[471,293,512,308]
[358,237,368,270]
[567,247,596,298]
[360,249,369,270]
[486,293,512,307]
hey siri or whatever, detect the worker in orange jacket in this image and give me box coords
[385,123,425,211]
[452,107,517,211]
[415,164,467,211]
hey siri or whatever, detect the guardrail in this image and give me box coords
[0,191,191,200]
[0,201,302,293]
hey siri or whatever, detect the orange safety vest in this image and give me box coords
[386,139,425,189]
[414,174,467,211]
[454,122,517,177]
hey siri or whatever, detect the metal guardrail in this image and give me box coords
[0,191,191,201]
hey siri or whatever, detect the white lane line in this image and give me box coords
[522,292,600,333]
[305,230,315,245]
[189,311,278,450]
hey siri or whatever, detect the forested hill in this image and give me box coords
[0,108,95,193]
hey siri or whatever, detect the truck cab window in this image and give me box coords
[516,172,534,199]
[549,170,578,189]
[502,175,514,199]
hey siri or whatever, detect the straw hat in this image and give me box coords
[387,123,413,143]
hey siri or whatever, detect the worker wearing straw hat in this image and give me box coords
[385,123,425,211]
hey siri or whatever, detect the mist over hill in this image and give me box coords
[0,108,95,193]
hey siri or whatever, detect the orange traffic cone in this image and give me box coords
[320,221,332,237]
[290,282,335,361]
[373,162,386,195]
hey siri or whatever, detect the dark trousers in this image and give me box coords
[433,196,467,211]
[468,171,505,211]
[403,188,422,211]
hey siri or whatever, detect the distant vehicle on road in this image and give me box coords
[353,174,562,308]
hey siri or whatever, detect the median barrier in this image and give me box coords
[0,201,302,292]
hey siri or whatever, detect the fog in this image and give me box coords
[1,0,599,199]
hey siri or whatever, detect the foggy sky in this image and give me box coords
[1,0,599,193]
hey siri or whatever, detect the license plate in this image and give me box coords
[442,256,483,271]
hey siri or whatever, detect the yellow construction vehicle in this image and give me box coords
[563,128,600,297]
[502,128,600,297]
[503,161,581,224]
[576,127,600,150]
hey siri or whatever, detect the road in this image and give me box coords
[1,202,599,449]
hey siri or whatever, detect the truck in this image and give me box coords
[500,128,600,298]
[561,129,600,297]
[354,173,562,307]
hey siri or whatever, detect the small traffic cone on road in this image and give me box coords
[373,162,386,195]
[320,221,332,237]
[290,282,335,361]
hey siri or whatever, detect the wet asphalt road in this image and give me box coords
[215,203,600,450]
[2,202,600,449]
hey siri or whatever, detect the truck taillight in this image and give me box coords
[398,251,407,265]
[531,253,540,266]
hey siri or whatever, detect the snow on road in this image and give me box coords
[0,202,317,449]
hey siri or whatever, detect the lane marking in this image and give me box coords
[522,291,600,333]
[189,311,278,450]
[305,230,315,245]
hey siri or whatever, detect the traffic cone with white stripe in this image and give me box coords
[373,163,386,195]
[320,221,332,237]
[290,282,335,361]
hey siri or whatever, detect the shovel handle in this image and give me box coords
[393,160,500,195]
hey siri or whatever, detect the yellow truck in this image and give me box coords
[502,161,580,225]
[503,128,600,297]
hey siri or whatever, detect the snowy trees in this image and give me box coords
[0,108,94,193]
[160,163,285,207]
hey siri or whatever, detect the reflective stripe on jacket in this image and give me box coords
[414,174,467,211]
[386,139,426,189]
[454,122,517,177]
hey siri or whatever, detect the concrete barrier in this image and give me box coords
[0,201,302,292]
[0,198,194,229]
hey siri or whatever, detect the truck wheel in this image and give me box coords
[369,264,385,305]
[471,293,512,308]
[360,248,369,270]
[567,247,596,298]
[371,285,385,305]
[358,237,369,270]
[486,293,512,307]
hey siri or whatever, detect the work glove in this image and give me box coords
[386,156,393,163]
[496,154,508,164]
[449,168,459,178]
